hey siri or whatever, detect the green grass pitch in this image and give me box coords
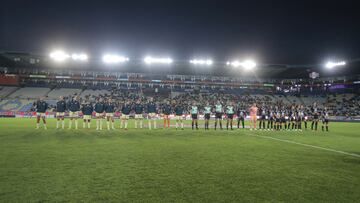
[0,118,359,202]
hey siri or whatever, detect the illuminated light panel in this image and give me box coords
[190,59,213,65]
[49,50,70,62]
[144,56,173,64]
[103,54,129,63]
[325,61,346,69]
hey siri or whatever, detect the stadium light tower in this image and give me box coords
[103,54,129,64]
[325,61,346,69]
[49,50,70,62]
[189,59,213,65]
[144,56,173,64]
[71,53,88,61]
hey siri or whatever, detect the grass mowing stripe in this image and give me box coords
[251,134,360,158]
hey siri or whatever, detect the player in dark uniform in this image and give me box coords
[82,101,93,129]
[133,100,144,129]
[146,98,157,130]
[259,105,266,130]
[203,102,212,130]
[68,96,81,129]
[225,101,235,130]
[214,101,223,130]
[174,102,185,130]
[56,96,67,129]
[290,106,296,130]
[275,108,281,131]
[311,103,319,131]
[280,108,287,130]
[267,106,274,130]
[34,97,48,129]
[236,104,246,129]
[121,100,132,130]
[94,98,105,131]
[105,98,116,130]
[163,101,172,129]
[321,107,330,132]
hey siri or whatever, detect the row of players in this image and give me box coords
[33,96,330,131]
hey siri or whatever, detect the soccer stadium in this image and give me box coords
[1,1,360,202]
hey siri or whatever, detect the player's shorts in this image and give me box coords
[135,114,143,119]
[215,112,222,119]
[227,114,234,119]
[121,114,130,119]
[322,118,329,124]
[163,114,170,119]
[175,115,183,120]
[83,115,92,120]
[290,117,295,122]
[281,117,286,123]
[250,114,257,121]
[261,115,266,120]
[36,112,46,117]
[148,113,156,119]
[69,111,79,118]
[191,114,198,119]
[269,116,274,121]
[95,112,103,117]
[313,114,319,120]
[204,113,210,120]
[106,113,114,117]
[56,112,65,117]
[297,117,302,122]
[275,118,280,123]
[238,116,244,121]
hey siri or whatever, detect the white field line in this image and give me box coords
[251,134,360,158]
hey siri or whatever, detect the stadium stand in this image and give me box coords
[47,88,83,99]
[8,87,49,99]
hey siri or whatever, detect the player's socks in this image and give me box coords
[62,121,65,129]
[181,122,184,129]
[96,119,99,130]
[56,121,59,129]
[148,121,151,130]
[83,122,86,128]
[311,122,314,130]
[125,121,128,129]
[322,126,324,131]
[140,121,143,129]
[75,120,78,129]
[111,122,115,130]
[196,122,198,130]
[69,121,72,129]
[88,122,91,128]
[326,126,328,132]
[214,121,217,130]
[315,122,318,131]
[99,120,102,130]
[44,124,47,130]
[36,123,39,129]
[107,121,110,130]
[192,121,194,130]
[154,121,157,129]
[176,122,178,129]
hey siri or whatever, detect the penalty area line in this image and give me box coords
[250,134,360,158]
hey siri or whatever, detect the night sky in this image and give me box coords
[1,0,360,65]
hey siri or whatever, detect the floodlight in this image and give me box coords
[190,59,213,65]
[227,60,256,69]
[325,61,346,69]
[144,56,173,64]
[72,53,88,61]
[103,54,129,64]
[49,50,70,62]
[241,60,257,70]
